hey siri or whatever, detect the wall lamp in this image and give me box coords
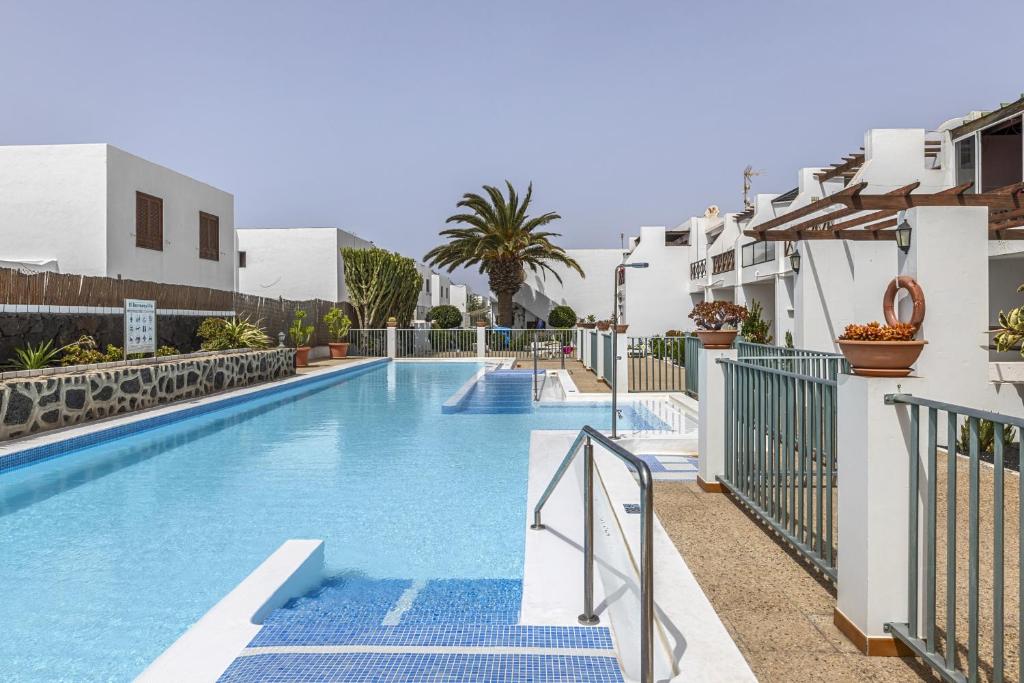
[895,220,912,254]
[789,249,801,274]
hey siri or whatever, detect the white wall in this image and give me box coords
[238,228,372,302]
[621,226,691,336]
[0,144,109,276]
[516,247,626,324]
[105,146,235,290]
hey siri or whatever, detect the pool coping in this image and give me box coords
[137,539,326,683]
[0,357,389,474]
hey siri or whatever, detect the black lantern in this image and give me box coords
[895,220,912,254]
[789,249,801,273]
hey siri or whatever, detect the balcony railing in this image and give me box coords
[711,250,735,275]
[689,258,706,280]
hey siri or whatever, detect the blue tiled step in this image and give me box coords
[219,652,624,682]
[250,623,614,649]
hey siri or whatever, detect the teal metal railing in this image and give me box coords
[884,394,1023,683]
[589,331,598,369]
[719,356,839,581]
[735,340,850,380]
[627,336,686,392]
[601,333,613,384]
[684,336,702,397]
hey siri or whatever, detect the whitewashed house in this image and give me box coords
[235,227,372,302]
[0,144,235,290]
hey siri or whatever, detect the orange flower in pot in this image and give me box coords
[289,310,315,367]
[324,307,351,359]
[688,301,748,349]
[836,322,926,377]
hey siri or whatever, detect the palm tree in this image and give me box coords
[425,181,584,327]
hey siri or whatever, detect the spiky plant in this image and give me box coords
[424,181,583,327]
[7,340,63,370]
[197,317,270,351]
[993,283,1024,357]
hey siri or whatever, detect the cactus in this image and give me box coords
[342,247,421,328]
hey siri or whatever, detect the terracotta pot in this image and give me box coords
[696,329,737,349]
[578,322,596,329]
[836,340,927,377]
[328,342,349,359]
[596,322,611,331]
[615,324,629,333]
[294,346,311,367]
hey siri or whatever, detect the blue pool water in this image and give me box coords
[0,362,661,682]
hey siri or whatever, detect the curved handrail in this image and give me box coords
[531,425,654,683]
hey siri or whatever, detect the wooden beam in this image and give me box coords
[760,184,917,238]
[938,181,974,195]
[835,183,1024,211]
[947,96,1024,140]
[815,153,865,182]
[753,182,868,233]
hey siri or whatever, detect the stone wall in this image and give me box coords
[0,348,295,441]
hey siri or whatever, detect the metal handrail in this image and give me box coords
[531,426,654,683]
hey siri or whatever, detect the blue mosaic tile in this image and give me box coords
[250,624,614,650]
[218,652,625,682]
[266,575,412,624]
[637,455,668,473]
[0,359,388,475]
[622,503,640,515]
[399,579,522,625]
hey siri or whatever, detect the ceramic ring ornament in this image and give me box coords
[882,276,926,330]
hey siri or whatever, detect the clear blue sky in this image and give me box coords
[1,1,1018,291]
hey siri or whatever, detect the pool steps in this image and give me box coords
[217,577,624,682]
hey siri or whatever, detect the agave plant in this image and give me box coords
[993,284,1024,357]
[7,340,63,370]
[197,316,270,351]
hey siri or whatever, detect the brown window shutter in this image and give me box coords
[199,212,219,260]
[136,191,163,251]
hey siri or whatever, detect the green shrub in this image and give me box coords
[957,419,1017,455]
[198,317,270,351]
[289,310,314,347]
[785,330,794,349]
[548,305,577,329]
[426,305,463,329]
[156,345,179,356]
[323,308,352,341]
[740,300,773,344]
[7,340,63,370]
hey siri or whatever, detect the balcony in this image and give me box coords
[689,258,706,280]
[711,251,735,275]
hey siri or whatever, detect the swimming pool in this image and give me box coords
[0,361,666,681]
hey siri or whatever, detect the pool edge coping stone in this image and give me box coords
[137,539,325,683]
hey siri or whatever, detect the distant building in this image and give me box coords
[236,227,373,302]
[414,264,450,322]
[0,143,235,290]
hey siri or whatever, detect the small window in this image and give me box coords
[955,136,977,193]
[199,212,219,261]
[238,251,247,268]
[136,191,163,251]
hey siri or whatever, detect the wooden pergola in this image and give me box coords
[743,181,1024,241]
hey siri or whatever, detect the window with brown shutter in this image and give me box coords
[199,212,220,261]
[136,191,163,251]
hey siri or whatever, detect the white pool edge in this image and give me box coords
[136,539,325,683]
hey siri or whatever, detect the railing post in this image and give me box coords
[696,347,736,492]
[578,436,599,626]
[476,321,486,358]
[386,319,397,359]
[834,374,921,655]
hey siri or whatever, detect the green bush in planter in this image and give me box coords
[426,305,463,329]
[548,305,577,329]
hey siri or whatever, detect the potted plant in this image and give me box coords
[578,315,597,329]
[836,321,926,377]
[596,318,612,331]
[323,307,352,359]
[289,310,315,367]
[688,302,748,348]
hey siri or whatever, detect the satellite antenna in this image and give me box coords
[743,165,764,211]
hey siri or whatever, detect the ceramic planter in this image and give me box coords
[578,323,596,329]
[836,340,927,377]
[615,324,629,334]
[295,346,311,367]
[696,330,737,349]
[596,322,611,331]
[328,342,350,359]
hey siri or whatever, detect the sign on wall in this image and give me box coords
[124,299,157,355]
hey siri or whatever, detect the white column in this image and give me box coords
[386,323,397,359]
[476,323,486,358]
[615,331,629,390]
[595,331,605,378]
[835,374,921,654]
[696,347,736,492]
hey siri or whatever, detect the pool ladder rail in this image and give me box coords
[531,426,655,683]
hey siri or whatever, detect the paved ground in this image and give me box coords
[515,358,611,393]
[655,482,940,683]
[294,356,374,375]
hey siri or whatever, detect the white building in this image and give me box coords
[413,264,451,323]
[236,227,373,302]
[0,144,235,290]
